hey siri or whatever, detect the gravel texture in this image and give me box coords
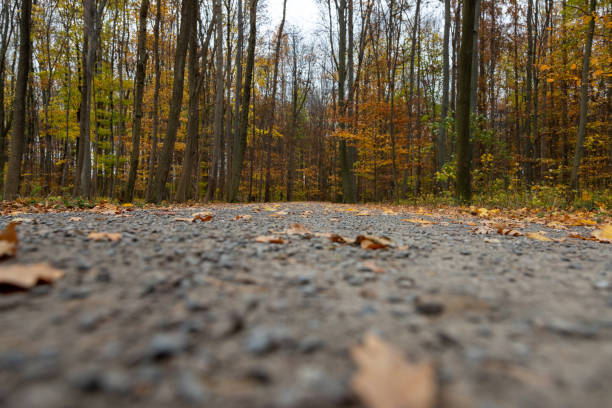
[1,202,611,408]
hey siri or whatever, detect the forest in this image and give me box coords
[0,0,610,205]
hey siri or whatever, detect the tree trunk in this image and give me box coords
[4,0,31,199]
[437,0,451,181]
[229,0,260,202]
[456,0,477,203]
[176,6,201,202]
[151,0,195,203]
[569,0,597,193]
[145,0,162,201]
[262,0,286,202]
[124,0,150,201]
[205,0,224,202]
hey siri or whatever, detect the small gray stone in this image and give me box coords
[148,333,186,359]
[177,370,209,403]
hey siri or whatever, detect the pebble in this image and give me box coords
[177,370,209,403]
[148,333,187,359]
[414,296,445,316]
[60,287,91,301]
[245,325,293,354]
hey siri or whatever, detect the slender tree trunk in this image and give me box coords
[569,0,597,193]
[146,0,162,201]
[205,0,224,202]
[229,0,260,202]
[176,6,201,202]
[4,0,31,199]
[456,0,477,203]
[151,0,195,202]
[263,0,286,202]
[124,0,149,201]
[437,0,451,182]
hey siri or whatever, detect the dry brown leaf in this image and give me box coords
[235,214,252,221]
[402,218,434,225]
[329,234,356,244]
[592,225,612,243]
[361,261,384,274]
[526,232,553,242]
[351,333,437,408]
[0,222,18,259]
[0,262,64,289]
[497,227,523,237]
[192,211,213,217]
[285,223,311,235]
[88,232,122,242]
[356,235,394,250]
[193,214,213,222]
[569,233,598,241]
[473,226,494,235]
[69,217,83,222]
[254,235,286,244]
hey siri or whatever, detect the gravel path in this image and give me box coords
[1,202,611,408]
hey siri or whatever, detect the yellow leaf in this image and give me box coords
[526,232,553,242]
[592,225,612,243]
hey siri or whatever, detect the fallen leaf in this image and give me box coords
[361,261,384,274]
[69,217,83,222]
[351,333,437,408]
[0,223,18,259]
[88,232,122,242]
[402,218,434,225]
[235,214,252,221]
[526,232,553,242]
[356,235,393,250]
[192,211,213,218]
[285,223,311,235]
[0,262,64,289]
[254,235,286,244]
[329,234,356,244]
[193,214,213,222]
[592,225,612,243]
[497,227,523,237]
[568,233,598,241]
[473,225,494,235]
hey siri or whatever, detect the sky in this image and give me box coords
[266,0,322,36]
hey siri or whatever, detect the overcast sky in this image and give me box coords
[266,0,322,36]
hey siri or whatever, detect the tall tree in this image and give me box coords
[151,0,196,202]
[455,0,478,203]
[437,0,451,183]
[74,0,107,198]
[124,0,150,201]
[205,0,224,202]
[229,0,260,202]
[176,7,204,202]
[262,0,286,202]
[569,0,597,193]
[4,0,31,199]
[145,0,163,201]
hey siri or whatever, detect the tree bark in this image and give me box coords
[437,0,451,181]
[151,0,195,203]
[124,0,149,201]
[569,0,597,193]
[229,0,260,202]
[205,0,224,202]
[4,0,31,199]
[176,6,202,202]
[456,0,477,203]
[145,0,162,201]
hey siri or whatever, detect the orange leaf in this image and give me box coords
[0,222,18,259]
[351,333,437,408]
